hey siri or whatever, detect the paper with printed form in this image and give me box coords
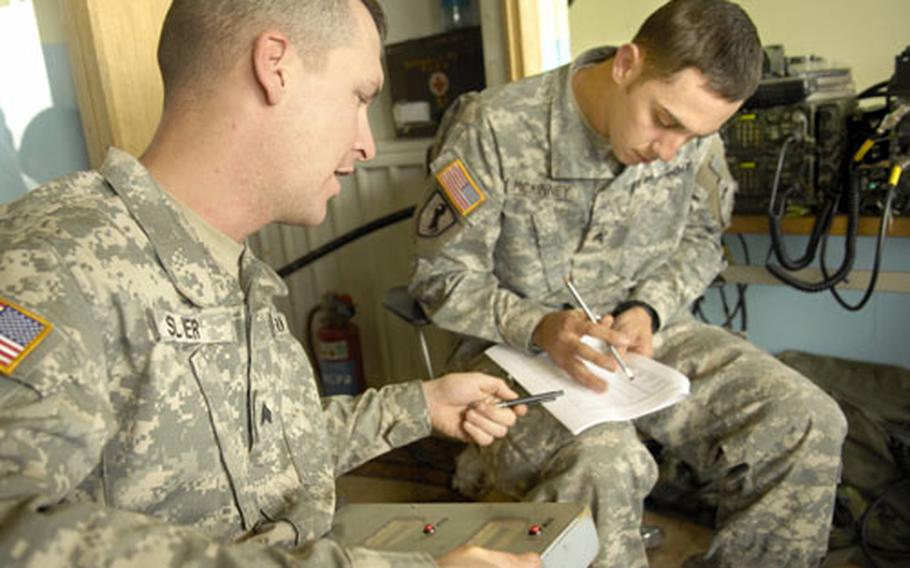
[486,338,690,435]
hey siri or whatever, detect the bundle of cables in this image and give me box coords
[692,234,750,332]
[765,90,909,311]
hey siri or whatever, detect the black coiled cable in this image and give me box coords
[765,132,862,292]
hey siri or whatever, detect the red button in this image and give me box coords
[528,524,542,536]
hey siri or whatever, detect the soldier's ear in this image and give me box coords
[612,43,644,87]
[252,31,291,106]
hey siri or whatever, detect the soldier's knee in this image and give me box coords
[569,434,659,495]
[765,384,847,449]
[807,389,848,444]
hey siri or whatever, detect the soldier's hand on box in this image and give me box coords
[422,373,527,446]
[436,545,541,568]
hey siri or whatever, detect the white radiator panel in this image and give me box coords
[249,140,456,387]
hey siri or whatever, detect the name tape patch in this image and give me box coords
[0,298,53,375]
[155,311,236,344]
[435,159,486,217]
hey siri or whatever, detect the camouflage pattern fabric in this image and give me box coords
[0,148,435,567]
[410,47,847,567]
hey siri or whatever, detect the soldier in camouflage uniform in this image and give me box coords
[0,1,541,567]
[410,1,848,566]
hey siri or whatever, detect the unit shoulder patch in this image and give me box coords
[417,191,458,238]
[435,158,486,217]
[0,298,53,375]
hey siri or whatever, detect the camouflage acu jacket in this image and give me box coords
[411,47,736,357]
[0,149,434,567]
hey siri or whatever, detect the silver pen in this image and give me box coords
[563,277,635,380]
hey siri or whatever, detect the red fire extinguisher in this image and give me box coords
[312,293,366,396]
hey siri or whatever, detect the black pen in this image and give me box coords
[496,390,565,408]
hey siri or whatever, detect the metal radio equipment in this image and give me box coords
[723,45,910,311]
[720,52,855,215]
[722,106,814,214]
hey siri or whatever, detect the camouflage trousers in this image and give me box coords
[452,316,848,568]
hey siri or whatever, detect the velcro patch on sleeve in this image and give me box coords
[435,159,486,217]
[0,298,53,375]
[417,191,458,238]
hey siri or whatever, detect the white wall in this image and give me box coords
[569,0,909,92]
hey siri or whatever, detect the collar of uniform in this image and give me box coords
[239,246,289,304]
[549,46,623,180]
[99,147,244,307]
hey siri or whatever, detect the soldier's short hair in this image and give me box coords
[157,0,386,99]
[632,0,762,102]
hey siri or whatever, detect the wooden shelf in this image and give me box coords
[728,215,910,237]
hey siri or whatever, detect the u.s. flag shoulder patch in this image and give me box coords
[435,159,486,217]
[0,298,53,375]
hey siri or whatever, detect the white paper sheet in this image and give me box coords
[486,338,690,435]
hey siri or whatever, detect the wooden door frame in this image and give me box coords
[64,0,170,168]
[503,0,543,81]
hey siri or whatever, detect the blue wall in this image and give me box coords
[700,233,910,369]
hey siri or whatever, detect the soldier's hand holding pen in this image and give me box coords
[422,372,529,446]
[530,309,632,392]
